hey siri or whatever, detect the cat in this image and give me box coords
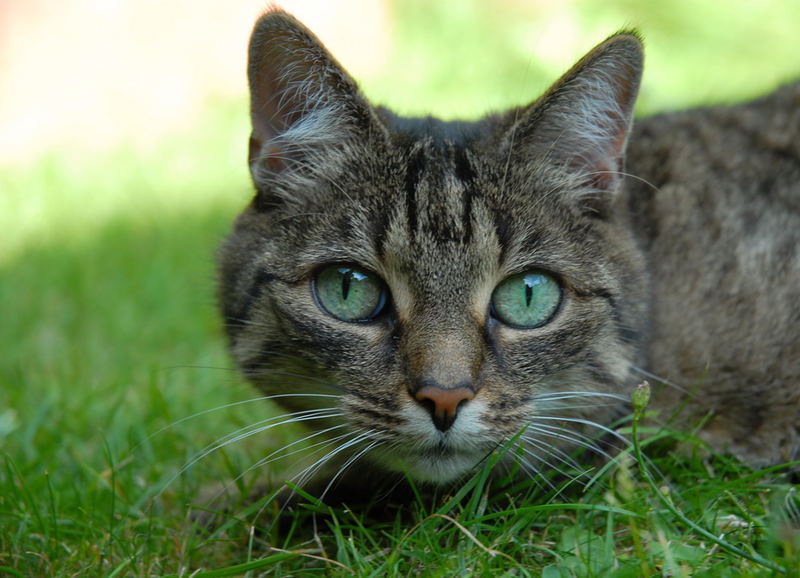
[216,9,800,504]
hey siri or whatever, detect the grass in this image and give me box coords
[2,0,800,575]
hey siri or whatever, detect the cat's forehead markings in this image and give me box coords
[378,196,503,325]
[400,138,477,244]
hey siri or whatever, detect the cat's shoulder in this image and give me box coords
[632,80,800,155]
[627,81,800,207]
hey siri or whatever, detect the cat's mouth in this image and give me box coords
[369,432,495,483]
[431,439,457,455]
[360,399,497,482]
[374,445,486,483]
[415,440,473,462]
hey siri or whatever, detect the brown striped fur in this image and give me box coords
[217,10,800,499]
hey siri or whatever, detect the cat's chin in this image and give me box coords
[370,446,485,484]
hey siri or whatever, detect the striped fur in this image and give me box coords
[217,10,800,499]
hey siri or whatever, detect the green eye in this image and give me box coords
[313,265,387,322]
[491,271,561,328]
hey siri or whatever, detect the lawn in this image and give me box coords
[2,0,799,575]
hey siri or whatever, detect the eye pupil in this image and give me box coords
[525,282,533,307]
[341,270,351,300]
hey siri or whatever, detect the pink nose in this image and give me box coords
[415,384,475,432]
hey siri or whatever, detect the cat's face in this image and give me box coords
[218,11,647,485]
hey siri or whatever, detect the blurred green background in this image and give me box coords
[1,0,799,556]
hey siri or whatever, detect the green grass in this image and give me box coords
[3,0,800,575]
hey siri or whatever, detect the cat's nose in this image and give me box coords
[414,383,475,432]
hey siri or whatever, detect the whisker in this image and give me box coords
[520,433,588,474]
[244,429,379,526]
[319,438,383,501]
[155,407,343,499]
[588,168,662,193]
[537,414,672,490]
[514,445,562,491]
[540,403,627,412]
[206,425,354,503]
[133,393,342,453]
[198,408,343,461]
[629,365,690,395]
[533,415,630,448]
[533,391,631,403]
[292,430,378,491]
[162,364,240,373]
[784,487,800,525]
[246,425,354,477]
[527,422,617,464]
[237,366,343,388]
[241,372,344,393]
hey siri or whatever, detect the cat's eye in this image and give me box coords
[491,271,561,328]
[313,265,387,322]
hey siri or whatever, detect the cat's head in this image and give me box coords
[218,10,647,485]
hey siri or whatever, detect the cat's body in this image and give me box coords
[627,88,800,465]
[217,10,800,501]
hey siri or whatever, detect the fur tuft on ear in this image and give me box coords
[505,32,643,215]
[246,9,373,208]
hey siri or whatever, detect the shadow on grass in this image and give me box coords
[0,199,314,571]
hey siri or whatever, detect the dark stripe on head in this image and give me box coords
[404,146,426,236]
[453,146,475,243]
[370,192,392,258]
[224,268,277,338]
[492,209,513,264]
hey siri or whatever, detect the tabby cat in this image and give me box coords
[217,9,800,502]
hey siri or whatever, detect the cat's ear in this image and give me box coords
[507,32,643,215]
[246,10,373,207]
